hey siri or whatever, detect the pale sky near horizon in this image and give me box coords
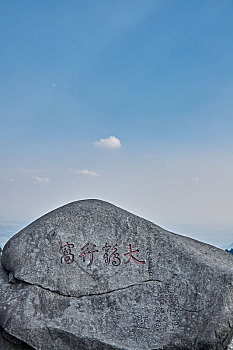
[1,0,233,248]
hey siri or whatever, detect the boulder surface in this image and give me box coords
[1,199,233,350]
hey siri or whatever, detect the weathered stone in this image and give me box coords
[8,271,17,284]
[1,199,233,349]
[0,308,34,349]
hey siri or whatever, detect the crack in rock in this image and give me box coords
[12,276,164,299]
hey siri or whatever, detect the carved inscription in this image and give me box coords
[135,315,150,329]
[60,241,145,267]
[146,237,153,276]
[124,244,145,265]
[102,243,121,266]
[79,243,99,267]
[60,242,75,264]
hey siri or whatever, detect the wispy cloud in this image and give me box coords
[190,176,199,183]
[94,136,121,149]
[19,168,47,174]
[0,221,19,226]
[168,179,184,186]
[32,175,50,184]
[168,176,200,186]
[75,169,99,177]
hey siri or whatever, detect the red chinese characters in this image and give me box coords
[124,244,145,265]
[60,241,146,267]
[102,242,121,266]
[60,242,75,264]
[79,243,99,267]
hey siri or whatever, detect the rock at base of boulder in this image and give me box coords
[0,326,35,350]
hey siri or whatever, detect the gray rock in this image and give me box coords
[0,308,34,349]
[1,199,233,349]
[8,271,17,284]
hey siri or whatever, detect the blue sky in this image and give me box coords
[1,0,233,248]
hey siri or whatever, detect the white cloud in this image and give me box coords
[32,176,50,184]
[94,136,121,149]
[190,176,199,183]
[76,169,99,177]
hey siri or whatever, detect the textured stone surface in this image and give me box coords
[0,325,34,349]
[1,199,233,349]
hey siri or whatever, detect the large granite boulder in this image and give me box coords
[1,199,233,350]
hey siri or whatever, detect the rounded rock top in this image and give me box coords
[1,199,233,350]
[2,199,160,296]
